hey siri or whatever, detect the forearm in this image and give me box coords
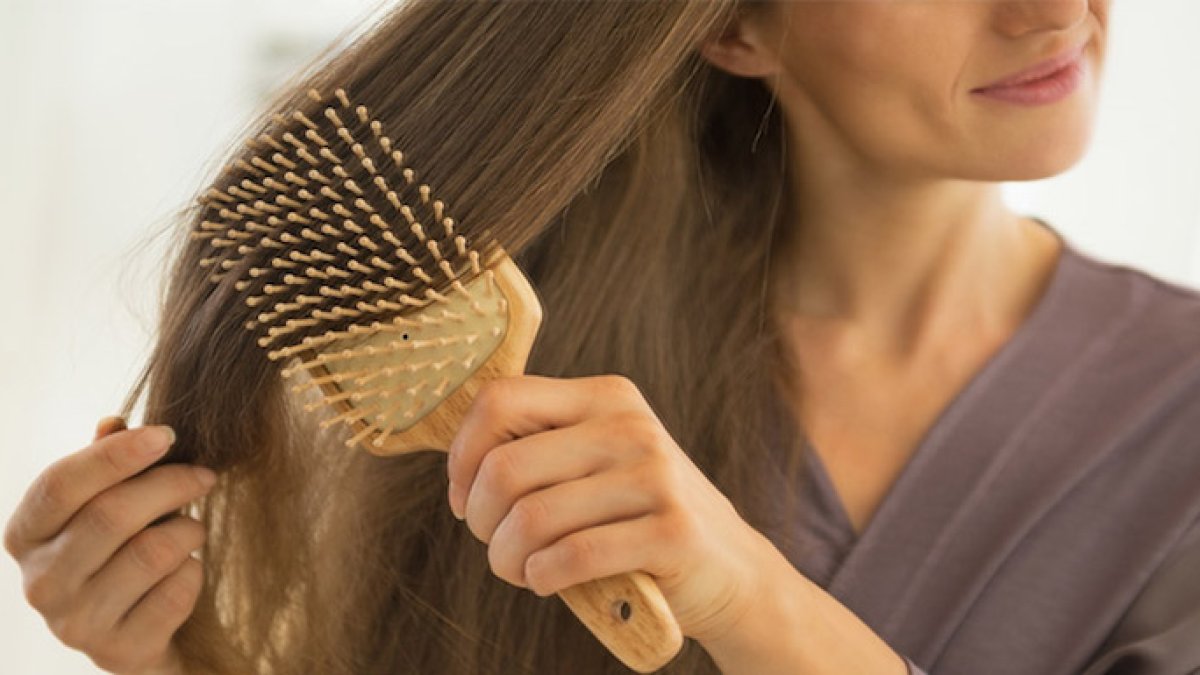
[698,551,909,675]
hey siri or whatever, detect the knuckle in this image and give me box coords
[558,535,596,572]
[638,449,676,485]
[2,519,20,558]
[598,374,639,398]
[614,411,664,454]
[473,380,511,420]
[657,510,698,547]
[477,448,520,498]
[129,531,181,576]
[97,439,133,476]
[92,638,161,675]
[154,560,202,616]
[83,493,129,538]
[656,480,688,514]
[508,495,548,540]
[50,613,91,651]
[30,466,70,517]
[630,460,669,501]
[90,653,133,674]
[22,569,61,611]
[89,644,135,674]
[591,375,640,409]
[160,517,206,560]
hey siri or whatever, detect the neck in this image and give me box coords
[770,179,1060,359]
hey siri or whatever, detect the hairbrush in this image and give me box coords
[189,86,682,672]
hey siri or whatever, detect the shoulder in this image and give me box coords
[1064,242,1200,364]
[1066,242,1200,324]
[1055,241,1200,444]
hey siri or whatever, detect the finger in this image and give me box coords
[48,464,215,590]
[447,375,645,510]
[522,513,666,599]
[114,556,203,657]
[4,425,177,553]
[81,515,206,632]
[487,467,658,589]
[461,419,628,539]
[93,416,128,442]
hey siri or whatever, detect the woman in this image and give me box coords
[6,0,1199,673]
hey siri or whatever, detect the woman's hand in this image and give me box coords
[3,417,216,675]
[446,374,791,644]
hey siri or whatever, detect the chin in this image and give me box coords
[996,140,1093,181]
[968,77,1103,180]
[960,116,1097,182]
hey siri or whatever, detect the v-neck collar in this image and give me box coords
[767,219,1150,664]
[799,216,1075,549]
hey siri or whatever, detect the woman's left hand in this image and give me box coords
[446,374,793,644]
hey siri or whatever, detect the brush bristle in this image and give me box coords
[190,87,509,448]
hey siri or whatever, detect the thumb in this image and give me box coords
[93,415,128,442]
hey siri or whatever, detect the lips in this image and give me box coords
[972,42,1087,92]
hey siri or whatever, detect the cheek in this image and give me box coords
[774,2,1103,181]
[779,7,974,168]
[788,54,964,175]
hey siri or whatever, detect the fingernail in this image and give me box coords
[141,425,176,456]
[448,481,465,520]
[96,415,127,433]
[194,467,218,489]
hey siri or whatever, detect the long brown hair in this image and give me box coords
[121,1,812,672]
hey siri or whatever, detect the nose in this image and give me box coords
[991,0,1090,38]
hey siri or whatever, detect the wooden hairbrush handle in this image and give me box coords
[556,569,684,673]
[305,252,683,672]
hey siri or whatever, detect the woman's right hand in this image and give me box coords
[3,416,217,675]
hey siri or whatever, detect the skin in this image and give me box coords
[699,0,1109,537]
[8,2,1111,674]
[446,375,911,673]
[4,420,213,675]
[446,375,792,644]
[450,1,1110,674]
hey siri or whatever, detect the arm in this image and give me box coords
[697,546,912,675]
[698,513,1200,675]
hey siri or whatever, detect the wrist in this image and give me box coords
[695,535,813,674]
[697,537,908,675]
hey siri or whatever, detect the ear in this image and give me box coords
[695,9,781,79]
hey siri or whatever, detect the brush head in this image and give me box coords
[190,87,534,453]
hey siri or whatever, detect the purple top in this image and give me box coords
[764,218,1200,674]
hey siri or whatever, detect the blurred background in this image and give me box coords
[2,1,1198,672]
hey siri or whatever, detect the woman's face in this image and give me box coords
[703,0,1110,183]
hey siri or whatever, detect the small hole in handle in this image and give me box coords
[612,600,632,623]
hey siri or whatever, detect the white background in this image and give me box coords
[2,2,1198,673]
